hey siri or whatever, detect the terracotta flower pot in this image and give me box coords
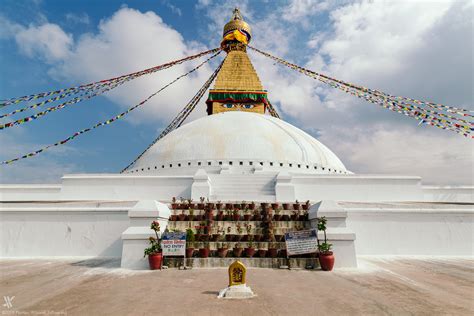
[253,214,261,221]
[282,203,290,210]
[302,204,310,211]
[279,249,287,258]
[243,214,252,221]
[319,252,335,271]
[226,203,233,210]
[217,212,224,221]
[271,203,279,210]
[273,214,282,221]
[233,214,241,221]
[178,214,186,221]
[233,247,243,257]
[281,214,290,221]
[148,253,163,270]
[199,248,210,258]
[261,202,269,209]
[245,247,256,257]
[186,248,194,258]
[208,203,215,209]
[293,204,300,210]
[170,215,177,221]
[217,248,229,258]
[249,203,255,210]
[226,234,233,241]
[198,203,205,209]
[188,203,195,209]
[257,249,267,258]
[216,203,223,210]
[267,248,278,258]
[171,203,178,210]
[212,234,220,242]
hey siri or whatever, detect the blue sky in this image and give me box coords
[0,0,472,184]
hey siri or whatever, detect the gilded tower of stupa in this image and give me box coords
[206,8,268,115]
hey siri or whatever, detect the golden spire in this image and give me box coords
[221,8,252,52]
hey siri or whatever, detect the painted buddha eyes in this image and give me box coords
[222,103,255,109]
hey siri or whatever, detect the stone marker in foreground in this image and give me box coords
[218,260,256,299]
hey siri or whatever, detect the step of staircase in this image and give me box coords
[209,174,276,201]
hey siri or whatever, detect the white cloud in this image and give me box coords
[15,23,73,63]
[65,12,90,25]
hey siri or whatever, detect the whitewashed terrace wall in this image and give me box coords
[0,204,131,257]
[60,174,194,201]
[0,185,61,201]
[292,175,423,202]
[344,205,474,256]
[422,186,474,203]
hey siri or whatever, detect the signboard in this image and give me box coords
[284,229,318,256]
[162,232,186,256]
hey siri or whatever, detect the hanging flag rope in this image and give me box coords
[248,46,473,138]
[0,48,220,108]
[0,49,222,130]
[121,57,226,173]
[0,51,222,165]
[264,99,280,119]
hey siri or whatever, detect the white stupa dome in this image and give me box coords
[128,112,349,175]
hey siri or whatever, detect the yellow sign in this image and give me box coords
[228,260,246,286]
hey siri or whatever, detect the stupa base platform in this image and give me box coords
[218,284,256,299]
[164,257,319,269]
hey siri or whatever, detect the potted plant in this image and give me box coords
[254,227,262,242]
[186,228,195,258]
[232,209,241,221]
[207,198,215,210]
[188,208,195,221]
[282,202,290,210]
[188,198,195,209]
[225,209,232,221]
[178,197,185,209]
[226,226,233,241]
[253,208,261,221]
[171,197,178,210]
[291,209,299,221]
[225,202,233,210]
[243,207,251,221]
[271,202,279,210]
[293,200,301,211]
[198,197,206,209]
[273,207,282,221]
[216,208,224,221]
[205,208,214,221]
[317,216,334,271]
[300,209,309,221]
[267,241,278,258]
[217,242,229,258]
[236,223,243,241]
[245,238,256,257]
[302,200,311,211]
[178,209,186,221]
[245,224,253,241]
[199,242,210,258]
[170,209,178,222]
[261,202,269,209]
[249,201,256,210]
[233,242,243,257]
[144,221,162,270]
[241,200,248,209]
[278,243,287,258]
[216,200,223,211]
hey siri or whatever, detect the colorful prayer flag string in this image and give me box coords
[1,51,222,165]
[0,48,220,108]
[248,46,473,138]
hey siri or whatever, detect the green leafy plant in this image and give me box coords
[144,221,162,257]
[317,216,332,254]
[186,228,195,247]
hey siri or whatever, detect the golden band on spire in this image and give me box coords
[221,8,252,51]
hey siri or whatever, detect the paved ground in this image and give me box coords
[1,257,473,315]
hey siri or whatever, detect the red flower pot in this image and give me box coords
[226,203,233,210]
[217,248,229,258]
[273,214,282,221]
[271,203,279,210]
[233,247,243,257]
[148,253,163,270]
[216,203,223,210]
[198,203,205,209]
[302,204,309,211]
[226,234,233,241]
[281,214,290,221]
[178,214,186,221]
[282,203,290,210]
[171,203,178,210]
[293,204,300,210]
[199,248,210,258]
[261,202,269,209]
[233,214,241,221]
[267,248,278,258]
[217,212,224,221]
[249,203,255,210]
[257,249,267,258]
[170,215,177,221]
[245,247,256,257]
[186,248,194,258]
[243,214,252,221]
[319,252,335,271]
[253,214,261,221]
[208,203,215,209]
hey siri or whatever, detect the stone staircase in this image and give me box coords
[208,174,276,201]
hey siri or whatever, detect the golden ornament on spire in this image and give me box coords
[221,8,252,50]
